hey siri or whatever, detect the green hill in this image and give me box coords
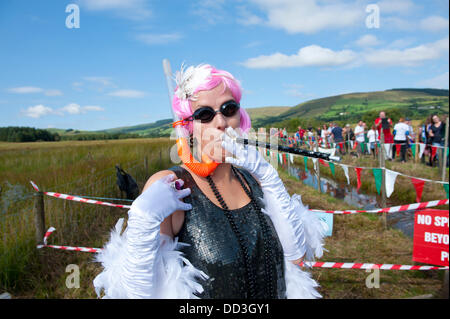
[245,106,291,120]
[42,88,449,138]
[253,88,449,130]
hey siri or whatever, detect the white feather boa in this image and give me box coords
[94,194,327,299]
[93,218,208,299]
[261,190,327,298]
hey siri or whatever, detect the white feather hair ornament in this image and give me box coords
[174,63,211,101]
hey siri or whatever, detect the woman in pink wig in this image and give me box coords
[93,64,327,299]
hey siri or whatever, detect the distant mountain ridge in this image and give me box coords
[45,88,448,137]
[253,88,448,128]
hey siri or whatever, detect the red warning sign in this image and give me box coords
[413,209,449,267]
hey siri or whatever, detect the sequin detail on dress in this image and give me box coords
[169,166,286,299]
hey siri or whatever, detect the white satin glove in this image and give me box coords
[221,127,279,187]
[122,174,192,298]
[221,127,307,261]
[129,174,192,223]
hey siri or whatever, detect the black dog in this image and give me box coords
[115,165,139,200]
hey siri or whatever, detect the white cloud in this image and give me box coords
[382,16,414,31]
[61,103,83,115]
[108,89,147,98]
[420,16,449,32]
[242,45,357,69]
[242,36,449,69]
[21,103,105,118]
[60,103,106,114]
[355,34,381,47]
[7,86,44,94]
[377,0,417,14]
[237,5,264,26]
[417,72,449,89]
[83,76,113,85]
[7,86,63,96]
[245,0,364,34]
[244,41,263,48]
[191,0,227,25]
[387,37,416,49]
[77,0,151,20]
[44,89,63,96]
[21,105,54,118]
[83,105,104,112]
[135,33,182,45]
[363,37,449,67]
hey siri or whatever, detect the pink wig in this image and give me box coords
[172,64,251,134]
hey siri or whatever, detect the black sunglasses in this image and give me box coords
[185,100,240,123]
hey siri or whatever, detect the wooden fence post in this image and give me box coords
[315,133,322,193]
[34,191,45,244]
[379,129,387,230]
[414,128,419,164]
[144,156,148,178]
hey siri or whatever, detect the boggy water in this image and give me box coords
[284,163,416,238]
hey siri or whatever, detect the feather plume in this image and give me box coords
[174,64,211,100]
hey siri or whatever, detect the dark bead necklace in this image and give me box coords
[206,166,275,299]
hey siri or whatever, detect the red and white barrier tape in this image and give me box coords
[30,181,448,215]
[36,227,102,253]
[30,181,131,210]
[37,227,448,270]
[311,199,449,214]
[300,261,448,270]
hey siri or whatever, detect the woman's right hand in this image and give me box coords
[130,174,192,223]
[221,127,277,185]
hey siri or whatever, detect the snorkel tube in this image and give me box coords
[163,59,219,177]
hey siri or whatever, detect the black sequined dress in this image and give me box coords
[168,166,286,299]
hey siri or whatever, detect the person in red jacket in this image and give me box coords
[375,111,393,143]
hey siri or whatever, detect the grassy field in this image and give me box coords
[292,150,449,207]
[0,138,174,297]
[278,169,447,299]
[0,138,447,298]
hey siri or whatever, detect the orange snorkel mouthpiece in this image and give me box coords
[172,121,219,177]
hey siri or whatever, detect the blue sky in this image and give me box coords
[0,0,448,131]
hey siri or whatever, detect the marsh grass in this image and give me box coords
[0,138,446,298]
[293,152,449,207]
[0,138,174,296]
[279,169,445,299]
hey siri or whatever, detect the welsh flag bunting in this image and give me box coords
[312,158,318,172]
[341,164,350,184]
[444,183,449,199]
[411,178,425,203]
[352,141,357,150]
[304,156,308,171]
[329,162,335,177]
[385,169,399,198]
[411,144,416,158]
[372,168,383,195]
[319,159,329,167]
[419,143,426,158]
[355,167,363,190]
[339,142,344,150]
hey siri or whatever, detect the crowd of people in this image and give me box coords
[274,111,448,167]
